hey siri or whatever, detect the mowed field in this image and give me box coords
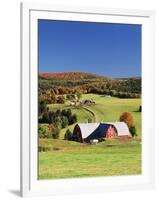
[39,94,141,179]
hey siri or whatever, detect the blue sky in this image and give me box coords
[38,19,141,78]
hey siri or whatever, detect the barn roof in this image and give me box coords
[76,122,131,139]
[102,122,131,136]
[76,123,100,139]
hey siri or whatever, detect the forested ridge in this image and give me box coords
[39,72,141,98]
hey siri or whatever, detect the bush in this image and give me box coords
[120,112,137,137]
[64,129,72,140]
[41,112,51,123]
[51,126,60,139]
[38,100,47,114]
[38,146,51,152]
[38,124,51,138]
[139,105,142,112]
[50,95,57,103]
[109,90,117,96]
[88,117,93,123]
[69,114,77,124]
[116,92,140,99]
[120,112,135,128]
[129,127,137,137]
[61,116,69,128]
[61,109,67,116]
[57,95,65,104]
[55,109,61,117]
[72,114,77,123]
[66,109,72,118]
[49,111,56,123]
[53,117,62,129]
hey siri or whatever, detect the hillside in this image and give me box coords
[38,72,141,95]
[39,72,109,81]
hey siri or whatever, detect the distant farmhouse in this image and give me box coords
[72,122,131,143]
[83,99,95,105]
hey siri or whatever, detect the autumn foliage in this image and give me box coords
[119,112,135,128]
[39,72,141,98]
[120,112,137,136]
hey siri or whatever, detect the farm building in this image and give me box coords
[83,99,95,105]
[72,122,131,143]
[70,101,78,106]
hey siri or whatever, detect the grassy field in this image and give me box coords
[39,94,141,179]
[47,94,141,138]
[39,138,141,179]
[82,94,141,136]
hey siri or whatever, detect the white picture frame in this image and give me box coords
[20,2,155,197]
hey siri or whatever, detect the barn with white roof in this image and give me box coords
[72,122,131,143]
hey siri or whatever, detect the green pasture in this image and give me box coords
[39,138,141,179]
[39,94,141,179]
[47,94,141,138]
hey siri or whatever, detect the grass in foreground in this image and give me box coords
[38,138,141,179]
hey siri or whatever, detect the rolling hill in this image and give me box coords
[39,72,109,81]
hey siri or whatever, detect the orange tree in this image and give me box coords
[119,112,137,137]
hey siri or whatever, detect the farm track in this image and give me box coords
[82,106,97,122]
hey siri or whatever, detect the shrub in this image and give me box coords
[72,114,77,123]
[120,112,137,137]
[61,109,67,116]
[129,127,137,137]
[53,117,62,129]
[53,147,60,151]
[61,116,69,128]
[38,100,47,114]
[109,90,117,96]
[55,109,61,117]
[139,105,142,112]
[49,111,56,123]
[64,129,72,140]
[57,95,65,104]
[120,112,135,128]
[88,117,93,123]
[41,112,50,123]
[66,109,72,118]
[50,94,57,103]
[38,124,51,138]
[69,114,77,124]
[38,146,51,152]
[51,126,60,139]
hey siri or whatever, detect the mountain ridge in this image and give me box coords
[39,72,141,80]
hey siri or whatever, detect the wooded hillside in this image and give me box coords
[39,72,141,98]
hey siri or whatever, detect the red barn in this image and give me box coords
[72,122,131,143]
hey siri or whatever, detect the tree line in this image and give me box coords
[39,108,77,139]
[38,76,141,103]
